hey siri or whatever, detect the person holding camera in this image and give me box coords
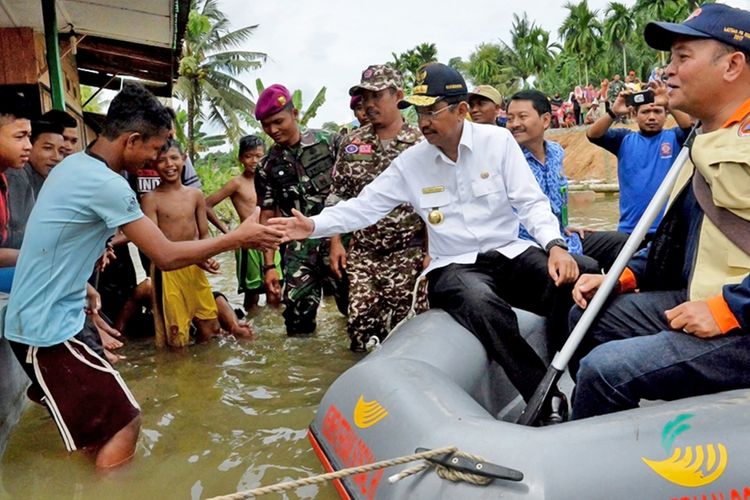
[586,81,692,238]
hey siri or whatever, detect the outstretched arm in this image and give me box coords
[123,208,282,271]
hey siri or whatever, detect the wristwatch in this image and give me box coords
[545,238,569,253]
[262,264,276,272]
[607,108,618,120]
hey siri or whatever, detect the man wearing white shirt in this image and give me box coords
[270,63,597,423]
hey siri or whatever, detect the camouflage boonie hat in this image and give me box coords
[348,64,404,96]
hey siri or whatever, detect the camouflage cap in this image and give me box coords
[348,64,404,96]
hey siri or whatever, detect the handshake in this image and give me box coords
[231,207,314,251]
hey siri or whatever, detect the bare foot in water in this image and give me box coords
[104,349,126,364]
[100,330,124,350]
[92,312,124,349]
[230,322,254,339]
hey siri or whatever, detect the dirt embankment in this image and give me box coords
[547,128,616,182]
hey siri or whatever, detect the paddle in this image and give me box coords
[517,125,699,426]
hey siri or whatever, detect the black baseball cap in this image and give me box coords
[398,63,468,109]
[645,3,750,52]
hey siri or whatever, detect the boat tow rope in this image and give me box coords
[206,445,500,498]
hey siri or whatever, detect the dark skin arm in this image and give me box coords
[123,210,282,272]
[205,179,239,234]
[260,208,282,305]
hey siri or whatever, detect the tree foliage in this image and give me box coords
[174,0,266,161]
[458,0,715,97]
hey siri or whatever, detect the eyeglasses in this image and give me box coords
[415,104,456,119]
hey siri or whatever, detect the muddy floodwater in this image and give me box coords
[1,193,619,499]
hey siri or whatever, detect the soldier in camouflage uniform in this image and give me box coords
[328,64,426,352]
[255,84,346,335]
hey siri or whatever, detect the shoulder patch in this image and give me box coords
[344,144,359,154]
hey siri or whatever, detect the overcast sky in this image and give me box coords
[220,0,748,130]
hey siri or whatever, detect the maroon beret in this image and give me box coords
[350,95,362,110]
[255,84,292,121]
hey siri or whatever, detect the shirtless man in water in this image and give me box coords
[206,134,282,312]
[142,139,252,346]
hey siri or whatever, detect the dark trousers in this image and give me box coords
[427,247,599,401]
[581,230,629,273]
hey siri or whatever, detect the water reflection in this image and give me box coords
[0,193,619,499]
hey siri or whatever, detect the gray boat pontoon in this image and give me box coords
[309,309,750,499]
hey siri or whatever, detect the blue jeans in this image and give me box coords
[570,290,750,419]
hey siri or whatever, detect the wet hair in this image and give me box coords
[101,83,172,141]
[41,109,77,129]
[30,120,65,144]
[163,137,183,154]
[238,135,265,156]
[0,89,33,124]
[510,90,552,116]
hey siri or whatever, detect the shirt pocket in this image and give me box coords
[418,191,452,209]
[471,175,504,198]
[727,244,750,273]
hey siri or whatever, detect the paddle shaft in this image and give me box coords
[518,125,698,425]
[553,128,696,371]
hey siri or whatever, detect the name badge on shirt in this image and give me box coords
[422,185,445,194]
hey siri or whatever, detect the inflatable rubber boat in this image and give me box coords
[308,309,750,499]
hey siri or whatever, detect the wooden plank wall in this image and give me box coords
[0,28,37,85]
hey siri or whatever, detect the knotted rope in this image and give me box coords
[208,445,460,499]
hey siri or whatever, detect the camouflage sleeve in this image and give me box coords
[256,157,276,210]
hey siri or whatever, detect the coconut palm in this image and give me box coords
[559,0,603,85]
[175,0,266,161]
[391,43,439,90]
[605,2,637,76]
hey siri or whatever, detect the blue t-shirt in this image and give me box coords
[591,126,688,233]
[518,141,583,255]
[4,151,143,347]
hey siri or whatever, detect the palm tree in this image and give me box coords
[391,43,439,90]
[559,0,603,85]
[605,2,637,76]
[465,43,521,95]
[175,0,266,161]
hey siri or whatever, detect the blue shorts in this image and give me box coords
[0,266,14,293]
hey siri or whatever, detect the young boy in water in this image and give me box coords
[141,139,243,347]
[206,135,282,312]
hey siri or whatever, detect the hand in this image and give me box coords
[329,238,347,279]
[96,244,117,272]
[199,257,221,274]
[572,273,605,309]
[648,79,669,109]
[267,208,315,242]
[611,91,630,117]
[236,207,283,251]
[565,226,588,239]
[547,246,579,286]
[263,268,282,307]
[85,284,101,315]
[665,301,722,338]
[422,254,432,270]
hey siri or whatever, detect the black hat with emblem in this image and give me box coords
[398,63,468,109]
